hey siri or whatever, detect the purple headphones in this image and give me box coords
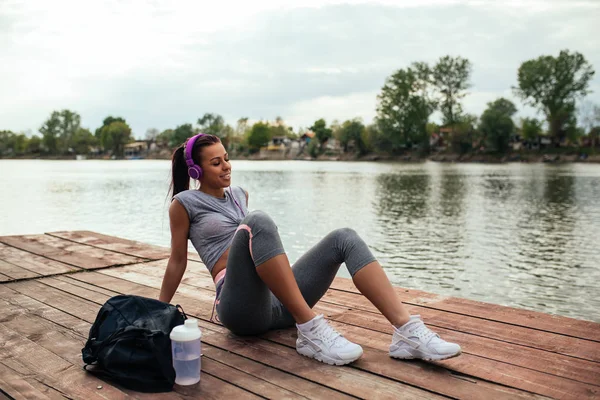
[184,133,206,180]
[184,133,246,216]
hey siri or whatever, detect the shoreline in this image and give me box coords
[2,151,599,164]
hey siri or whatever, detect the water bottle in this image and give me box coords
[170,318,202,385]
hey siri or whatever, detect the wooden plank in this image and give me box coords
[67,270,543,400]
[331,279,600,342]
[47,231,171,260]
[0,259,39,280]
[0,324,134,400]
[0,362,58,400]
[0,234,143,270]
[129,259,600,369]
[0,244,77,278]
[2,279,357,400]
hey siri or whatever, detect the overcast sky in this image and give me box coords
[1,0,599,138]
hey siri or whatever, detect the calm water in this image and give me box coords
[1,159,599,322]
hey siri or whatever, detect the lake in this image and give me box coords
[1,159,598,322]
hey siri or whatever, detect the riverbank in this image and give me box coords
[3,150,599,163]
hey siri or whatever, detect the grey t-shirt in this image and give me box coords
[173,186,248,273]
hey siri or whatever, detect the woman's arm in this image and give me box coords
[159,199,190,303]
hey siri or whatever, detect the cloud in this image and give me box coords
[1,0,598,137]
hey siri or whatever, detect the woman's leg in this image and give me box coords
[217,210,315,335]
[287,227,410,326]
[285,227,461,361]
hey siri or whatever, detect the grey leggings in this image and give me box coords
[215,210,377,336]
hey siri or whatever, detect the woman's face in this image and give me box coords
[199,142,231,188]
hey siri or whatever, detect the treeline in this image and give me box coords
[1,49,599,159]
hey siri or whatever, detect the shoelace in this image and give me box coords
[311,319,347,347]
[409,321,438,343]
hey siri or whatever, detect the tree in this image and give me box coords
[432,56,472,126]
[171,124,194,148]
[71,128,96,154]
[376,65,436,152]
[39,110,82,154]
[514,49,595,144]
[310,119,332,147]
[198,113,225,137]
[450,114,478,154]
[95,116,126,139]
[27,135,42,154]
[479,98,517,153]
[520,118,544,141]
[156,129,174,148]
[338,119,368,154]
[578,100,600,135]
[145,128,160,142]
[101,121,132,157]
[236,118,249,137]
[247,122,271,153]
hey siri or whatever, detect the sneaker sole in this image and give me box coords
[297,346,362,366]
[390,349,462,362]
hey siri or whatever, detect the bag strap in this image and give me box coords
[176,304,187,320]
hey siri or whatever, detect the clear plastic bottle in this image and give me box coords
[170,318,202,385]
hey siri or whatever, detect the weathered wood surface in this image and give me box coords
[0,231,598,400]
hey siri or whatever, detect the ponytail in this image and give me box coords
[170,146,189,198]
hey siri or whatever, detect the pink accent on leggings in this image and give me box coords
[235,224,254,261]
[213,268,227,285]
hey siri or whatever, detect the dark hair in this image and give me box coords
[170,134,221,198]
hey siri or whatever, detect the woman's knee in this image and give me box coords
[243,210,278,233]
[332,227,359,241]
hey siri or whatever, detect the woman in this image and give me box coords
[159,133,461,366]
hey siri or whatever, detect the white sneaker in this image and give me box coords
[390,315,462,361]
[296,314,363,365]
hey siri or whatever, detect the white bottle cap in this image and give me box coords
[170,318,202,342]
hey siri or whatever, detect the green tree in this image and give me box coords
[479,98,517,153]
[310,119,332,147]
[376,65,436,152]
[520,118,544,141]
[198,113,225,137]
[95,116,126,139]
[338,119,368,154]
[101,121,132,157]
[247,122,271,153]
[450,114,478,154]
[38,110,82,155]
[71,128,97,154]
[27,135,42,154]
[307,138,320,158]
[0,131,30,156]
[432,56,472,126]
[157,129,174,148]
[39,112,60,154]
[514,50,595,144]
[171,124,195,148]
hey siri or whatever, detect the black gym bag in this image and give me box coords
[82,294,187,392]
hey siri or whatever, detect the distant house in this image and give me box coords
[267,136,289,151]
[300,131,315,144]
[124,141,147,159]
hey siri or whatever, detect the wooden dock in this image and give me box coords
[0,231,598,399]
